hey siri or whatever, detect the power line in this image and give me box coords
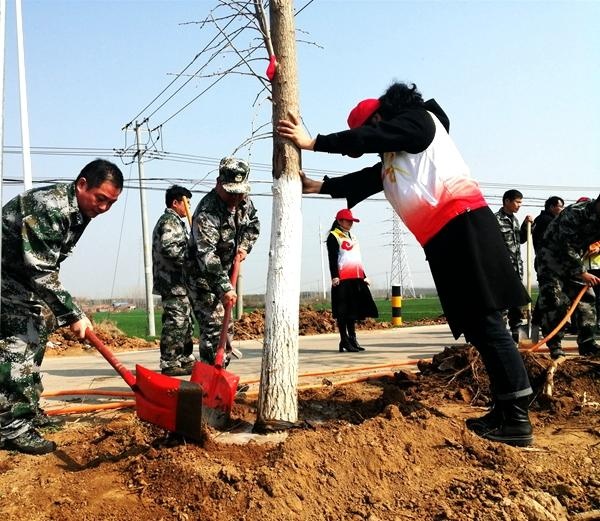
[122,14,239,130]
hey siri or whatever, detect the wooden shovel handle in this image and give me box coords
[214,256,241,368]
[182,196,193,227]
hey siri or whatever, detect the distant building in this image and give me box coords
[111,301,136,310]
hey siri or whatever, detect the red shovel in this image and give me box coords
[85,329,204,440]
[190,257,241,428]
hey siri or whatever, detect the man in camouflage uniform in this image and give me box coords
[152,185,195,376]
[495,189,533,341]
[1,159,123,454]
[536,196,600,359]
[185,157,260,365]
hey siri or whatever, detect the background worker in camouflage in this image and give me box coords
[152,185,195,376]
[1,159,123,455]
[185,157,260,366]
[495,189,533,341]
[536,196,600,359]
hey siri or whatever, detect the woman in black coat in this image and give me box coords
[327,208,378,352]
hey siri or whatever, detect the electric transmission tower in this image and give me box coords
[391,211,416,298]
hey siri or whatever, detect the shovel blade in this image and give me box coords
[190,361,239,428]
[135,365,204,440]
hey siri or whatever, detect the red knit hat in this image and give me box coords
[336,208,360,222]
[347,98,380,129]
[577,197,591,203]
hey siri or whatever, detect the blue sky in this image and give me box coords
[2,0,599,299]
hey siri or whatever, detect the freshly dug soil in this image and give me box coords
[1,342,599,521]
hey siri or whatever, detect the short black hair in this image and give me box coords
[377,82,424,120]
[544,196,564,211]
[502,189,523,203]
[76,159,124,190]
[166,185,192,208]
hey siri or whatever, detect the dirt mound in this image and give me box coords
[1,345,599,520]
[235,306,392,339]
[46,321,157,356]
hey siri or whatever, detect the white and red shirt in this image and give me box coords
[381,112,486,246]
[330,228,365,280]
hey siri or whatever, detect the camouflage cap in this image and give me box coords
[218,157,251,194]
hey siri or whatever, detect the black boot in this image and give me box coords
[348,336,365,351]
[337,319,359,352]
[465,403,502,434]
[339,340,359,352]
[579,341,600,356]
[548,342,566,359]
[477,397,533,447]
[346,321,365,351]
[2,428,57,455]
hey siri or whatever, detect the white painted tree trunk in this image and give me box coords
[259,175,301,422]
[257,0,301,425]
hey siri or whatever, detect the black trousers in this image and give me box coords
[463,311,532,401]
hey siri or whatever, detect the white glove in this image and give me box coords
[70,316,93,339]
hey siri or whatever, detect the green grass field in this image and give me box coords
[93,296,445,340]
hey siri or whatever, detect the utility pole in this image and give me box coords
[319,221,326,300]
[134,121,156,336]
[15,0,31,190]
[1,0,6,316]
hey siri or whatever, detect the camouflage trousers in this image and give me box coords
[159,294,195,369]
[0,277,50,439]
[187,286,233,365]
[537,275,596,348]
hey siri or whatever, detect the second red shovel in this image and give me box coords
[190,257,241,428]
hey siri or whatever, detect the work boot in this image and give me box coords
[2,428,57,455]
[32,412,65,429]
[511,328,520,344]
[161,365,193,377]
[578,342,600,357]
[548,343,566,360]
[349,336,365,351]
[465,403,502,434]
[530,324,540,343]
[236,384,250,397]
[476,397,533,447]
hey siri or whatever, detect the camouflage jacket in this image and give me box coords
[537,199,600,280]
[186,189,260,296]
[1,182,90,325]
[495,207,527,278]
[152,208,189,296]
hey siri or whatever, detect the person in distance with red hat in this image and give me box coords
[277,81,534,447]
[327,208,378,353]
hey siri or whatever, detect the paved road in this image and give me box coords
[39,324,567,410]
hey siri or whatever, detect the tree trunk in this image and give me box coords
[257,0,301,425]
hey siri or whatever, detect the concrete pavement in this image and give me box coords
[40,324,456,408]
[39,323,570,410]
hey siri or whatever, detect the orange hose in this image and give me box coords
[239,360,422,386]
[46,401,135,416]
[42,389,134,398]
[525,285,588,352]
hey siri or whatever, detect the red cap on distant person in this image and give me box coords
[577,197,591,203]
[347,98,380,129]
[336,208,360,222]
